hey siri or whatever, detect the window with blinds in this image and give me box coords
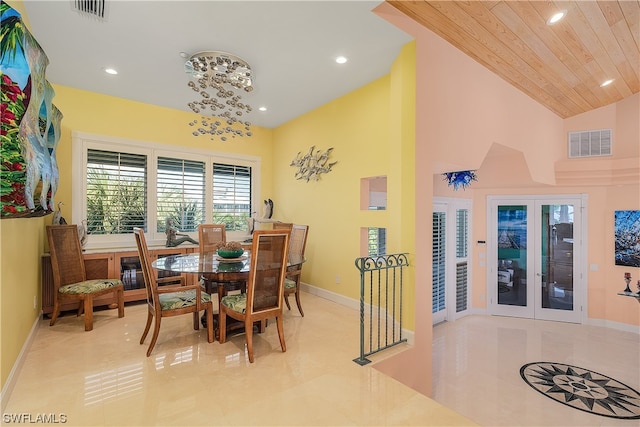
[86,149,147,234]
[367,227,387,256]
[432,212,446,313]
[212,163,251,232]
[157,157,205,233]
[74,133,260,246]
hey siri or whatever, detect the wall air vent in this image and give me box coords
[568,129,612,158]
[72,0,107,20]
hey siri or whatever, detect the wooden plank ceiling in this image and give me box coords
[387,1,639,118]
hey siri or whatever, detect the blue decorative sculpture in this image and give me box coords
[443,170,477,191]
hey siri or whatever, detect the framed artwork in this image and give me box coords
[1,1,62,218]
[614,210,640,267]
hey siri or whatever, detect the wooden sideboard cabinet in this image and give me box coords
[41,246,195,317]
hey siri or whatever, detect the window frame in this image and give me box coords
[72,131,261,249]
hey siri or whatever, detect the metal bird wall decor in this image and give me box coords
[290,146,337,182]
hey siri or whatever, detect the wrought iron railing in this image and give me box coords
[353,253,409,365]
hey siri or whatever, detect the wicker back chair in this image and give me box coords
[134,228,213,356]
[46,225,124,331]
[198,224,226,254]
[284,224,309,316]
[218,229,290,363]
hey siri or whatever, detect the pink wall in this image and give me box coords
[376,2,639,397]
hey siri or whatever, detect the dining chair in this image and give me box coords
[198,223,226,289]
[133,228,213,356]
[284,224,309,316]
[274,222,293,230]
[198,223,226,253]
[219,229,291,363]
[46,225,124,331]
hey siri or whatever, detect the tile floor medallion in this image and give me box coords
[520,362,640,420]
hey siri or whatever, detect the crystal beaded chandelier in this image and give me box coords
[185,51,253,141]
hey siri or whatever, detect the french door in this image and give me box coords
[487,195,585,323]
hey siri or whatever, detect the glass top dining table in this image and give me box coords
[151,251,305,283]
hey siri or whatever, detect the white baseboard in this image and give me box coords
[586,317,640,334]
[300,282,415,345]
[1,315,40,412]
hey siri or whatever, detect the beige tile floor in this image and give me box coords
[4,292,639,426]
[432,315,640,427]
[3,292,474,427]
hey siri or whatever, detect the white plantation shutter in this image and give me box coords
[86,149,147,234]
[433,212,446,313]
[455,209,469,313]
[212,163,252,231]
[156,157,206,233]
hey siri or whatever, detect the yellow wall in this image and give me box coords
[271,40,417,315]
[0,217,44,389]
[273,77,393,299]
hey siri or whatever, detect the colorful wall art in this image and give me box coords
[1,1,62,218]
[614,210,640,268]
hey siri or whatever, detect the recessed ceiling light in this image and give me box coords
[335,56,348,64]
[258,106,267,112]
[600,79,614,87]
[547,10,567,25]
[104,68,118,75]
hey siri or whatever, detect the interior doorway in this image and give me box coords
[432,198,472,325]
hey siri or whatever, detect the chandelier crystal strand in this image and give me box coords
[185,51,253,141]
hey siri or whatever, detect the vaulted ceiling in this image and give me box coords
[21,1,639,127]
[388,1,639,118]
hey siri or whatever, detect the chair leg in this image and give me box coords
[245,319,255,363]
[116,287,125,318]
[276,315,286,353]
[284,293,291,310]
[84,296,93,331]
[49,295,60,326]
[193,312,199,330]
[219,308,227,343]
[146,315,161,357]
[206,304,214,343]
[140,308,153,344]
[294,290,304,317]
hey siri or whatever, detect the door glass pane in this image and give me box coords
[541,204,574,310]
[497,205,527,306]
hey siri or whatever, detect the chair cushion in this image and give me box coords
[221,293,247,313]
[59,279,122,295]
[284,278,296,289]
[159,290,211,310]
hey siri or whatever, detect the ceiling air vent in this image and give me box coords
[568,129,612,158]
[72,0,107,20]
